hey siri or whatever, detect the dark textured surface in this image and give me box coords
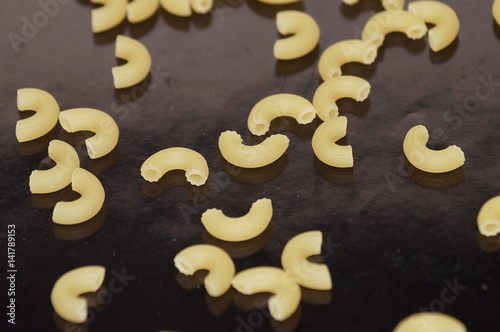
[1,0,500,331]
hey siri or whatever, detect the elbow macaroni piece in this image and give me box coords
[232,267,301,321]
[59,108,119,159]
[174,244,235,297]
[29,140,80,194]
[159,0,213,17]
[312,116,353,168]
[51,266,106,323]
[91,0,127,33]
[127,0,159,23]
[281,231,332,290]
[256,0,301,4]
[16,88,60,143]
[361,9,427,47]
[113,35,152,89]
[52,168,105,225]
[403,125,465,173]
[408,1,460,52]
[477,196,500,237]
[274,11,320,60]
[342,0,405,11]
[218,131,289,168]
[201,198,273,242]
[318,39,377,81]
[495,0,500,26]
[141,147,209,186]
[248,94,317,136]
[313,75,371,121]
[393,312,467,332]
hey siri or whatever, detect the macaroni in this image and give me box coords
[361,9,427,47]
[141,147,209,186]
[256,0,301,4]
[408,1,460,52]
[393,312,467,332]
[201,198,273,242]
[403,125,465,173]
[342,0,404,11]
[174,244,235,297]
[495,0,500,26]
[29,140,80,194]
[159,0,213,17]
[51,266,106,323]
[232,267,301,321]
[59,108,119,159]
[218,131,289,168]
[91,0,127,33]
[52,168,105,225]
[318,39,377,81]
[477,196,500,237]
[127,0,159,23]
[274,11,320,60]
[313,75,371,121]
[281,231,332,290]
[312,116,353,168]
[113,35,152,89]
[248,94,317,136]
[16,88,60,142]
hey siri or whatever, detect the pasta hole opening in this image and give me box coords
[187,173,204,186]
[407,27,426,39]
[327,109,338,120]
[144,168,160,181]
[364,49,376,64]
[300,111,315,124]
[175,260,192,274]
[254,123,268,135]
[484,221,500,236]
[359,86,370,100]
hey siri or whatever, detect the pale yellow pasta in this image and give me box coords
[52,168,105,225]
[281,231,332,291]
[201,198,273,242]
[342,0,404,11]
[477,196,500,237]
[393,312,467,332]
[313,75,370,121]
[127,0,159,23]
[408,1,459,52]
[312,116,353,168]
[218,131,289,168]
[274,11,320,60]
[174,244,235,297]
[29,140,80,194]
[113,35,152,89]
[361,9,427,47]
[232,267,301,321]
[91,0,127,33]
[141,147,209,185]
[51,266,105,323]
[317,39,377,81]
[403,125,465,173]
[159,0,213,17]
[248,94,317,136]
[59,108,119,159]
[256,0,301,4]
[16,88,60,143]
[494,0,500,26]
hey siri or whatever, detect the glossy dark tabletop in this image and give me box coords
[1,0,500,331]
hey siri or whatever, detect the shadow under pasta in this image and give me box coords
[337,97,371,118]
[246,0,305,19]
[205,288,235,317]
[274,46,319,77]
[142,169,209,200]
[340,62,376,80]
[313,156,354,184]
[403,158,464,189]
[129,12,160,40]
[300,287,332,305]
[18,123,60,156]
[53,205,106,241]
[477,232,500,253]
[220,154,289,184]
[270,306,302,332]
[268,117,321,140]
[339,0,383,20]
[87,144,120,176]
[92,21,127,46]
[429,37,459,65]
[53,310,89,332]
[175,270,209,291]
[31,185,80,210]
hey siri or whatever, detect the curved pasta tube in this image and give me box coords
[494,0,500,26]
[318,39,377,81]
[477,196,500,237]
[281,231,332,291]
[16,88,60,143]
[52,168,105,225]
[59,108,119,159]
[141,147,209,185]
[393,312,467,332]
[127,0,159,23]
[201,198,273,242]
[312,116,353,168]
[313,75,371,121]
[159,0,213,17]
[51,266,106,323]
[342,0,404,11]
[403,125,465,173]
[361,9,427,47]
[29,140,80,194]
[91,0,127,33]
[232,267,301,321]
[248,94,317,136]
[113,35,152,89]
[408,1,459,52]
[174,244,235,297]
[218,131,289,168]
[256,0,301,4]
[274,11,320,60]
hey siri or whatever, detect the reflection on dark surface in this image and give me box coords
[31,185,80,210]
[18,124,60,156]
[53,310,88,332]
[376,33,426,61]
[268,117,321,140]
[53,206,106,241]
[339,0,383,19]
[129,12,160,39]
[275,46,319,77]
[175,270,209,291]
[206,288,235,317]
[59,129,94,147]
[202,223,272,259]
[403,158,464,189]
[341,62,377,80]
[477,233,500,253]
[493,20,500,40]
[142,169,209,200]
[221,154,289,184]
[429,38,459,64]
[336,98,371,118]
[314,156,354,184]
[270,306,302,332]
[87,144,120,176]
[233,292,271,312]
[300,287,332,305]
[114,74,152,100]
[247,0,305,18]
